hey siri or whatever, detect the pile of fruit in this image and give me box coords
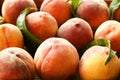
[0,0,120,80]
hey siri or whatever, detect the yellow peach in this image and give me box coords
[79,46,120,80]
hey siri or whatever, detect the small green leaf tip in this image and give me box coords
[66,0,81,17]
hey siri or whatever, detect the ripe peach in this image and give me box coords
[57,18,93,51]
[2,0,37,25]
[0,23,24,51]
[76,0,110,31]
[25,11,58,41]
[79,46,120,80]
[34,37,79,80]
[0,47,35,79]
[40,0,72,26]
[34,0,44,9]
[94,20,120,57]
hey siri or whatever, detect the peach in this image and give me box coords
[79,46,120,80]
[25,11,58,41]
[0,23,24,51]
[76,0,110,31]
[0,47,35,79]
[40,0,72,26]
[34,37,79,80]
[94,20,120,57]
[57,18,93,51]
[2,0,37,25]
[34,0,44,9]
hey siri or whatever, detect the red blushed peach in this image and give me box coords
[25,11,58,41]
[2,0,37,25]
[0,47,35,79]
[79,46,120,80]
[0,23,24,51]
[94,20,120,57]
[40,0,72,26]
[34,37,79,80]
[76,0,110,31]
[57,18,93,51]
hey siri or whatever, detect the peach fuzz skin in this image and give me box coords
[76,0,110,31]
[94,20,120,57]
[0,47,35,79]
[79,46,120,80]
[34,37,79,80]
[40,0,72,26]
[57,18,93,51]
[26,11,58,41]
[2,0,37,25]
[0,23,24,51]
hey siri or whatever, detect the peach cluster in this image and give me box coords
[0,0,120,80]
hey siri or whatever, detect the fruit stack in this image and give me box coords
[0,0,120,80]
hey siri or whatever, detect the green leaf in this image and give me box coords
[16,7,42,56]
[66,0,81,17]
[85,39,110,49]
[109,0,120,19]
[80,39,116,65]
[105,49,116,65]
